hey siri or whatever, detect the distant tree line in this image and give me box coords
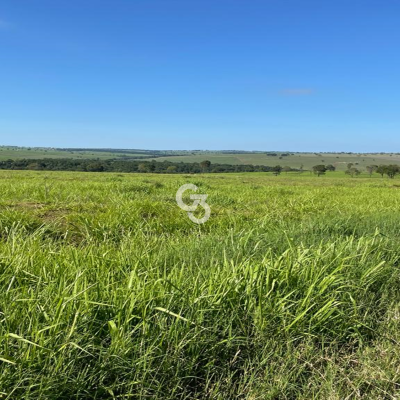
[375,165,400,178]
[312,163,400,178]
[2,158,400,178]
[0,158,291,174]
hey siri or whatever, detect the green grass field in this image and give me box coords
[148,152,400,171]
[1,170,400,399]
[0,147,151,161]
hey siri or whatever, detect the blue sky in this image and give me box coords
[1,0,399,151]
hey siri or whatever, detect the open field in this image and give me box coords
[148,152,400,171]
[0,147,149,161]
[1,171,400,398]
[3,148,400,172]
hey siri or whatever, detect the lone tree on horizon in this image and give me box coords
[312,164,327,177]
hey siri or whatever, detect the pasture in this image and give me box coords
[0,147,146,161]
[0,170,400,399]
[3,147,400,172]
[148,152,400,171]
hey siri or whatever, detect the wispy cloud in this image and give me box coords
[280,88,315,96]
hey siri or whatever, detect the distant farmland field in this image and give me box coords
[2,148,400,172]
[148,152,400,170]
[0,147,147,160]
[1,170,400,398]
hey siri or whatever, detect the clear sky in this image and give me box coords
[1,0,399,151]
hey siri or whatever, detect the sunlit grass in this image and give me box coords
[1,170,400,399]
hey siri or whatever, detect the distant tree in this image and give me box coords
[272,165,282,176]
[326,164,336,171]
[366,165,378,177]
[27,162,42,170]
[376,165,386,178]
[86,162,104,172]
[299,164,304,173]
[200,160,211,171]
[138,163,149,173]
[347,163,354,170]
[389,165,400,178]
[384,165,400,179]
[166,166,177,173]
[345,167,361,177]
[312,165,327,177]
[242,165,255,172]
